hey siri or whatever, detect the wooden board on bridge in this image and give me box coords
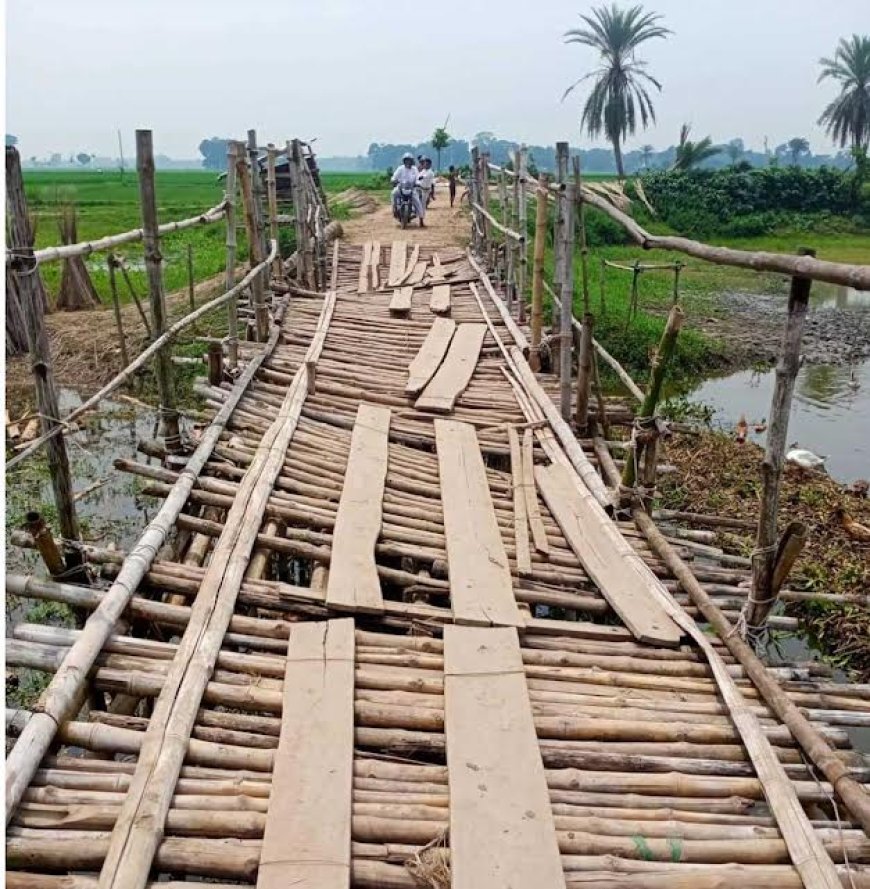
[415,323,486,413]
[389,287,413,316]
[429,283,451,315]
[405,317,456,396]
[387,241,407,287]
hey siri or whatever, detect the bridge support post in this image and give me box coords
[136,129,182,452]
[553,141,569,328]
[224,141,240,368]
[235,145,270,342]
[558,182,576,421]
[529,174,548,372]
[517,145,528,322]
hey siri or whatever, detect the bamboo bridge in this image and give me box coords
[5,134,870,889]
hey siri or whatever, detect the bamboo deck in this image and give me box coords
[6,239,870,889]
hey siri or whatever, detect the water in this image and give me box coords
[686,360,870,483]
[810,284,870,312]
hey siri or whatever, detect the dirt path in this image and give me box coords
[340,188,470,249]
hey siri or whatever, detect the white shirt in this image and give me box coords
[392,164,418,187]
[416,168,435,192]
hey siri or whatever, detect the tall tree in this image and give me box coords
[198,137,231,170]
[787,137,810,166]
[431,127,450,171]
[640,144,654,167]
[725,138,744,165]
[818,35,870,156]
[673,124,720,170]
[563,3,671,178]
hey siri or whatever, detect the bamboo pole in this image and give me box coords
[517,145,528,321]
[106,254,129,369]
[4,283,289,826]
[223,141,239,369]
[573,156,591,315]
[287,139,310,287]
[5,146,82,546]
[530,175,549,371]
[746,250,814,642]
[24,512,65,578]
[7,243,277,470]
[186,244,195,314]
[621,306,684,500]
[115,258,152,337]
[553,141,569,327]
[235,148,269,342]
[575,312,594,434]
[265,144,284,285]
[246,129,267,256]
[559,181,576,420]
[135,130,181,454]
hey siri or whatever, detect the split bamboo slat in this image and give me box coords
[415,323,486,412]
[7,226,869,889]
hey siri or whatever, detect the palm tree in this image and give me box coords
[640,144,654,168]
[787,137,810,166]
[563,4,671,178]
[673,124,720,171]
[431,126,450,172]
[818,35,870,154]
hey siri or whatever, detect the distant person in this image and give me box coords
[448,165,457,207]
[390,152,423,221]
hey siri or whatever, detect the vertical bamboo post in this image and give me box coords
[480,151,492,268]
[553,141,569,327]
[235,148,269,341]
[135,130,181,454]
[470,146,481,255]
[672,260,683,306]
[24,512,66,577]
[746,249,815,641]
[265,144,284,285]
[186,243,195,314]
[517,145,528,321]
[207,342,224,386]
[575,312,594,432]
[224,141,239,369]
[107,253,130,369]
[246,129,267,256]
[289,139,312,287]
[559,182,576,421]
[621,305,684,500]
[530,174,549,372]
[573,156,591,315]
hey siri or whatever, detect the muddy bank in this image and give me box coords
[692,290,870,367]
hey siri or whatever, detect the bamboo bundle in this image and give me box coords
[55,205,101,311]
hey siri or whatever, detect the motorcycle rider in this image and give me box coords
[391,153,424,224]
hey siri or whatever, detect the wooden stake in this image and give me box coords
[265,145,284,284]
[207,343,224,387]
[5,146,82,541]
[559,182,576,421]
[135,130,181,453]
[747,250,814,641]
[106,254,129,369]
[224,141,239,369]
[24,512,65,578]
[517,145,528,321]
[186,243,195,314]
[236,148,269,342]
[575,312,594,433]
[553,141,569,327]
[530,175,548,372]
[573,155,591,315]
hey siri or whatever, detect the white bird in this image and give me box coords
[848,367,860,391]
[786,448,827,470]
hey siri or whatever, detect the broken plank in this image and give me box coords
[415,323,486,413]
[357,241,372,294]
[388,287,413,316]
[257,619,355,889]
[429,252,446,281]
[406,259,428,285]
[429,283,451,315]
[327,404,390,614]
[522,427,550,555]
[435,419,521,627]
[444,625,565,889]
[396,244,420,285]
[387,241,407,287]
[371,241,380,290]
[535,461,682,646]
[405,317,456,396]
[508,426,532,576]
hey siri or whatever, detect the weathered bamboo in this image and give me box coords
[7,242,277,470]
[517,145,528,319]
[559,181,576,419]
[530,175,548,371]
[553,141,570,327]
[185,243,195,314]
[206,343,223,386]
[6,146,81,545]
[288,138,312,287]
[106,254,129,369]
[265,144,284,284]
[747,250,814,640]
[4,286,288,826]
[621,305,684,499]
[223,141,240,369]
[235,146,269,342]
[114,257,153,337]
[24,512,65,578]
[575,312,594,434]
[136,130,181,453]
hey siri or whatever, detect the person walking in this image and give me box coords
[448,165,458,207]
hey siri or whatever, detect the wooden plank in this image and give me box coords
[396,244,420,285]
[508,426,532,576]
[371,241,380,290]
[327,404,390,614]
[444,625,565,889]
[429,252,446,281]
[435,419,521,627]
[388,286,413,316]
[407,260,428,285]
[522,427,550,555]
[405,317,456,396]
[535,462,682,646]
[429,283,451,315]
[387,240,407,287]
[415,323,486,413]
[357,241,372,294]
[257,619,354,889]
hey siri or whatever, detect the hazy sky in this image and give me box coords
[6,0,868,159]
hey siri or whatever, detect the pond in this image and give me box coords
[685,359,869,484]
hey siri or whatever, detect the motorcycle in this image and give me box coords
[394,183,417,229]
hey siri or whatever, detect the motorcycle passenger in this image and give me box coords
[391,153,423,223]
[416,157,436,222]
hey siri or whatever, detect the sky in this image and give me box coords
[5,0,868,160]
